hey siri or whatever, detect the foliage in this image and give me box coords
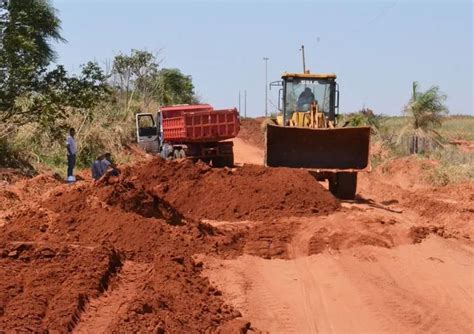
[111,49,160,110]
[0,0,65,120]
[0,136,35,173]
[404,81,449,131]
[367,114,473,186]
[398,81,449,153]
[155,68,196,105]
[0,1,200,174]
[344,107,383,132]
[423,147,474,186]
[110,50,197,110]
[9,62,111,136]
[437,115,474,141]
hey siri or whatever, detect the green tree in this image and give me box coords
[155,68,196,105]
[111,49,160,111]
[0,0,65,121]
[110,50,197,110]
[401,81,449,153]
[12,62,111,137]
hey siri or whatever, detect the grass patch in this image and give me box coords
[436,115,474,141]
[368,115,473,186]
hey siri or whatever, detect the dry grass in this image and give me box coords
[2,99,139,177]
[371,115,473,186]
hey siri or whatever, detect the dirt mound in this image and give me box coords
[0,165,254,332]
[237,118,265,149]
[124,158,339,221]
[359,158,474,239]
[0,241,120,332]
[0,155,340,331]
[308,227,394,255]
[377,156,438,190]
[0,168,29,184]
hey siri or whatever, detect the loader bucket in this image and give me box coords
[265,124,371,170]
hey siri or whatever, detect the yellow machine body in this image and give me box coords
[265,72,371,172]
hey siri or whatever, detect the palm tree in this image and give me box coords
[401,81,449,153]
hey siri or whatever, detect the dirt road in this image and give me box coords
[201,136,474,334]
[0,120,472,333]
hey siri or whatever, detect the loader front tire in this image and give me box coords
[329,172,357,200]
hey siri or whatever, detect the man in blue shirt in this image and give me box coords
[91,154,105,180]
[65,128,77,181]
[91,153,119,181]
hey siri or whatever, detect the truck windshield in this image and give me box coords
[285,78,331,118]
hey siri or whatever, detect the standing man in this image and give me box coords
[66,128,77,182]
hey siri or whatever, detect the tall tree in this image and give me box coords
[111,49,161,110]
[155,68,196,105]
[0,0,65,121]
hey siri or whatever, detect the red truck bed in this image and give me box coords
[161,104,240,143]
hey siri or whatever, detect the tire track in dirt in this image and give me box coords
[73,261,151,334]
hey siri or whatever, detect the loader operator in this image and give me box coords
[297,87,315,111]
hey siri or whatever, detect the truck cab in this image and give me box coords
[135,112,160,153]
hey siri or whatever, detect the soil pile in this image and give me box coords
[0,156,337,332]
[4,156,338,332]
[237,118,265,149]
[118,158,339,221]
[0,241,120,332]
[0,177,250,332]
[0,168,29,184]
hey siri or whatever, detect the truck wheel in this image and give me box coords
[224,154,234,167]
[329,172,357,200]
[212,155,234,168]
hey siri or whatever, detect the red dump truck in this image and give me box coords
[136,104,240,167]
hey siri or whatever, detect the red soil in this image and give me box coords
[126,158,339,221]
[237,118,266,150]
[0,155,338,332]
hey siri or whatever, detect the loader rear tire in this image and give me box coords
[329,172,357,200]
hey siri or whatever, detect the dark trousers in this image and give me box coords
[67,154,76,177]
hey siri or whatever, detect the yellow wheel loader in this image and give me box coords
[266,71,371,200]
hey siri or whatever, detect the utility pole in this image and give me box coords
[263,57,269,117]
[238,91,241,117]
[244,90,247,118]
[300,45,306,73]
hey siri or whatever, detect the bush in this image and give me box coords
[422,146,474,186]
[0,135,36,175]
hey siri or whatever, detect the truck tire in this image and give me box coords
[212,154,234,168]
[328,172,357,200]
[226,154,234,167]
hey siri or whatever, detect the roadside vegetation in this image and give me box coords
[344,105,473,186]
[1,1,472,187]
[0,0,198,175]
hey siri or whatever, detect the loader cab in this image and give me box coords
[281,72,339,126]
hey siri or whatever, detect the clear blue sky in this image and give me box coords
[52,0,473,117]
